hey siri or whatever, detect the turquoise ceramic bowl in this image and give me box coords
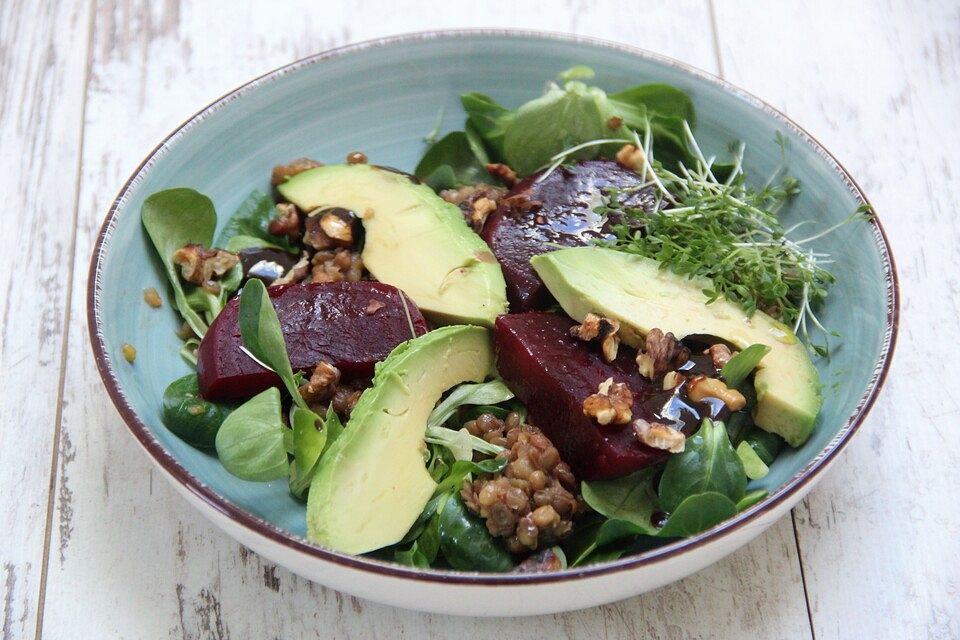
[88,31,897,615]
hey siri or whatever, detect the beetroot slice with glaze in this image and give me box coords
[495,313,710,480]
[481,160,660,312]
[197,282,428,401]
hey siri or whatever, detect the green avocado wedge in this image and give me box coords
[277,164,508,327]
[531,247,822,447]
[306,325,494,555]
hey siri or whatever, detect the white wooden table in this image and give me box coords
[2,1,956,637]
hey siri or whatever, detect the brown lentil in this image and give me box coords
[346,151,368,164]
[142,287,162,308]
[461,413,581,553]
[175,322,196,341]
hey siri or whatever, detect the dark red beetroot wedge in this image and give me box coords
[495,313,677,480]
[481,160,660,311]
[197,282,428,401]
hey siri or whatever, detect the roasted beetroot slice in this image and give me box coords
[481,160,659,312]
[494,312,670,480]
[197,282,428,401]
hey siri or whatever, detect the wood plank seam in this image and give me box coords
[31,1,98,637]
[709,5,826,639]
[706,0,726,79]
[707,4,815,637]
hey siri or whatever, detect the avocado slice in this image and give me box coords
[306,325,494,554]
[278,164,508,327]
[531,247,822,447]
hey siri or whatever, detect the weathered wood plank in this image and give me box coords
[714,1,960,638]
[40,1,812,637]
[0,0,92,638]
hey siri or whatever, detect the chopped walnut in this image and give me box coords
[485,162,518,187]
[299,361,341,403]
[303,212,334,250]
[271,254,310,286]
[706,344,736,369]
[615,143,647,172]
[633,418,685,453]
[687,375,747,411]
[582,377,633,425]
[569,313,601,340]
[271,158,322,186]
[601,332,621,363]
[268,203,302,242]
[439,183,505,232]
[318,209,357,248]
[470,197,498,231]
[662,370,685,390]
[311,248,363,283]
[569,313,621,363]
[172,244,239,287]
[500,190,542,213]
[365,298,386,315]
[636,328,690,379]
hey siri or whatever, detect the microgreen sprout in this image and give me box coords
[596,124,867,356]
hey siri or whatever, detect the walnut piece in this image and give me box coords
[485,162,518,187]
[299,361,341,403]
[271,254,310,286]
[303,211,334,250]
[636,328,690,379]
[569,313,621,363]
[268,203,301,242]
[311,248,363,283]
[172,244,239,287]
[439,183,505,232]
[470,197,498,231]
[500,190,542,213]
[271,158,322,186]
[582,377,633,425]
[615,143,647,172]
[318,209,357,247]
[633,418,685,453]
[662,371,685,390]
[686,375,747,411]
[707,343,736,369]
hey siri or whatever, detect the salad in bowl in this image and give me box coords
[134,65,865,574]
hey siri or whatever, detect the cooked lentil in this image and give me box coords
[461,412,581,554]
[143,287,162,308]
[346,151,368,164]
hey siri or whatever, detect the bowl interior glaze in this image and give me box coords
[90,32,895,570]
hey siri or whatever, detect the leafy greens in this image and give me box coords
[415,67,703,185]
[141,188,219,337]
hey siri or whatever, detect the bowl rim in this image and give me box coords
[87,28,899,586]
